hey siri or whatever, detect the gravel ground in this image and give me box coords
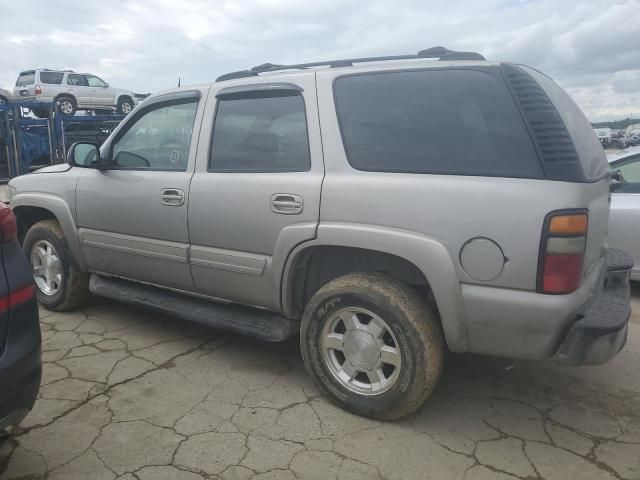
[1,286,639,480]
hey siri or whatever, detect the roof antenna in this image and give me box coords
[178,77,181,87]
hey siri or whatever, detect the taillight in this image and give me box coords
[538,211,588,294]
[0,285,35,312]
[34,85,42,95]
[0,205,17,244]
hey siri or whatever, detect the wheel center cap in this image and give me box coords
[344,330,379,371]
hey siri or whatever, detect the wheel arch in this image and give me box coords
[12,194,87,270]
[54,93,76,104]
[281,223,468,352]
[116,94,134,106]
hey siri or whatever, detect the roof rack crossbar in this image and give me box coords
[216,46,485,82]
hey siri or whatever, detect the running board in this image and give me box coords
[89,275,299,342]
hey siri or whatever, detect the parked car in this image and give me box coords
[0,203,41,433]
[9,47,632,420]
[608,146,640,280]
[618,129,640,149]
[594,127,612,148]
[13,69,137,118]
[0,88,16,104]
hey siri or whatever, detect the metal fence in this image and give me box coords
[0,102,125,182]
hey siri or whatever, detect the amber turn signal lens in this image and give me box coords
[548,214,588,235]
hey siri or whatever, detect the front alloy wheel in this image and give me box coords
[30,239,62,296]
[23,219,89,311]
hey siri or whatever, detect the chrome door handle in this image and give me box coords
[271,194,303,215]
[161,188,185,206]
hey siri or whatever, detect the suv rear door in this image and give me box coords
[188,75,323,310]
[75,90,205,290]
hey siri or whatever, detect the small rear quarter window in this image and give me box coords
[334,69,543,178]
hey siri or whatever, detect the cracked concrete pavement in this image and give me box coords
[1,286,640,480]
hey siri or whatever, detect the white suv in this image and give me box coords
[13,69,137,117]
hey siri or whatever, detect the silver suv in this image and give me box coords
[13,69,137,117]
[8,47,633,420]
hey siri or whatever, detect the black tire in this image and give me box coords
[56,96,76,116]
[23,219,89,311]
[117,97,134,115]
[0,96,8,104]
[32,108,50,119]
[300,272,444,420]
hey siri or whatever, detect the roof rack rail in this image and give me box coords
[216,46,485,82]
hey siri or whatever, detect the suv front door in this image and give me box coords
[188,78,324,310]
[86,75,114,107]
[75,90,204,290]
[609,154,640,279]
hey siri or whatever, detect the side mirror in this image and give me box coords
[610,168,628,192]
[104,82,109,88]
[67,142,109,169]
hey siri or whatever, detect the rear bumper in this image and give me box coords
[0,299,42,430]
[461,248,633,362]
[555,248,632,365]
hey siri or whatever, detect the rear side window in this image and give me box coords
[210,92,310,172]
[39,71,64,84]
[16,73,35,87]
[334,69,542,178]
[67,74,88,86]
[521,66,608,182]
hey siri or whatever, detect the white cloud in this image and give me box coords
[0,0,638,121]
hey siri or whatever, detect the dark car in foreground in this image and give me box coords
[0,203,41,433]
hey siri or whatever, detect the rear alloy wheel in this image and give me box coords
[301,272,445,420]
[57,96,76,115]
[23,219,89,311]
[321,306,402,395]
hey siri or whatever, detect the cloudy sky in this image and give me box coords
[1,0,638,121]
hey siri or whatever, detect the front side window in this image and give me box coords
[613,156,640,193]
[210,91,310,172]
[111,100,198,170]
[86,75,106,87]
[67,74,88,87]
[39,71,64,85]
[334,69,542,178]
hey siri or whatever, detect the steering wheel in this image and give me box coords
[154,139,189,167]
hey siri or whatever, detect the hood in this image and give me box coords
[32,163,73,173]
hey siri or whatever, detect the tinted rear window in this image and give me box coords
[521,66,608,181]
[16,73,35,87]
[39,71,64,84]
[334,69,542,178]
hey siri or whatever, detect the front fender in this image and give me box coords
[281,222,468,352]
[11,193,87,270]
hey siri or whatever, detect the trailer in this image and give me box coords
[0,102,126,182]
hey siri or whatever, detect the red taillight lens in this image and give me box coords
[542,254,583,293]
[0,285,35,312]
[34,85,42,95]
[0,205,17,244]
[538,211,588,294]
